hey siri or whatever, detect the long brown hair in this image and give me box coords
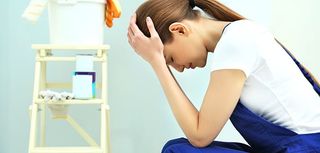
[135,0,320,88]
[135,0,245,44]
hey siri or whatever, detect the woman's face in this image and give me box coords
[163,23,208,72]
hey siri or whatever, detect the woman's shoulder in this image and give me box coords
[225,19,270,38]
[220,19,273,47]
[211,19,268,78]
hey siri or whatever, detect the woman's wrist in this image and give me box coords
[150,55,166,69]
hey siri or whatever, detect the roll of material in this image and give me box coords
[39,90,74,101]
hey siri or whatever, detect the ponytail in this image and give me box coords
[194,0,245,21]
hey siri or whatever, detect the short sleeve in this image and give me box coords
[210,21,261,78]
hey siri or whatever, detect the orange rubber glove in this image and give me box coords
[105,0,122,28]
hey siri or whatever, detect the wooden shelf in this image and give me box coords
[35,99,106,105]
[32,44,110,50]
[36,56,105,62]
[32,147,103,153]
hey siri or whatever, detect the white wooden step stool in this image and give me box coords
[28,44,111,153]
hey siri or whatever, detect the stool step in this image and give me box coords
[32,44,110,50]
[31,147,103,153]
[35,99,106,105]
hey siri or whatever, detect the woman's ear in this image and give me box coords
[169,22,190,36]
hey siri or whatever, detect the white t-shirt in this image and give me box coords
[211,19,320,134]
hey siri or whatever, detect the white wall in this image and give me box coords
[1,0,318,153]
[270,0,320,81]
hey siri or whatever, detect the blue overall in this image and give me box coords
[161,41,320,153]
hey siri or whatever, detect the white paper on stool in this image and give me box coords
[72,74,92,99]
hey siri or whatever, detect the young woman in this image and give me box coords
[127,0,320,152]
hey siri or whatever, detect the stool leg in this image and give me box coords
[39,61,47,147]
[100,104,107,153]
[40,104,46,147]
[28,104,39,153]
[29,57,42,152]
[106,107,111,153]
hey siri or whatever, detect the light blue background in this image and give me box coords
[0,0,319,153]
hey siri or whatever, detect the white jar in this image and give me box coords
[48,0,105,45]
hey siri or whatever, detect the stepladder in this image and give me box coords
[28,44,111,153]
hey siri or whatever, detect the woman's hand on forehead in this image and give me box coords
[127,13,166,66]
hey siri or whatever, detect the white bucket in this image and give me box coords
[48,0,105,45]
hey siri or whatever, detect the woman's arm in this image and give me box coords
[128,14,246,147]
[152,61,246,147]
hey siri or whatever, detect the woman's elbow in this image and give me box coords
[189,137,212,148]
[187,129,218,147]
